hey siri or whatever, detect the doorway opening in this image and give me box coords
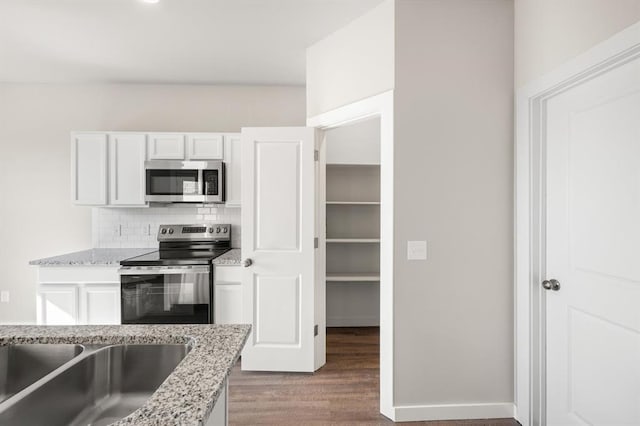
[322,116,382,418]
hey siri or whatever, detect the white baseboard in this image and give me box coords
[392,402,515,422]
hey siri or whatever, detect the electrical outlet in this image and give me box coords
[0,291,9,303]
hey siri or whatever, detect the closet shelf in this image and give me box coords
[326,238,380,243]
[326,273,380,282]
[326,201,380,205]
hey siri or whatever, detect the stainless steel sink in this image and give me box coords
[0,344,83,403]
[0,344,191,426]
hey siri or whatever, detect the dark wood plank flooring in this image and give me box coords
[228,327,518,425]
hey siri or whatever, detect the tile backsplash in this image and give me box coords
[92,206,241,249]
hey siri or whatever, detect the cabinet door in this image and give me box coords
[187,133,224,160]
[109,133,146,206]
[224,133,241,207]
[37,285,78,325]
[147,133,185,159]
[71,133,107,205]
[215,284,242,324]
[80,284,121,325]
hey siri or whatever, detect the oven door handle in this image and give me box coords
[118,266,211,276]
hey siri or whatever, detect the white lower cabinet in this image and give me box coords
[205,380,228,426]
[36,267,121,325]
[214,266,242,324]
[37,284,79,325]
[80,284,121,325]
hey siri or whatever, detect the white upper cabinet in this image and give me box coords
[147,133,224,160]
[71,133,108,205]
[72,131,228,208]
[187,133,224,160]
[224,133,241,207]
[109,133,146,206]
[147,133,185,159]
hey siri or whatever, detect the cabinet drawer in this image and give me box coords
[38,267,120,283]
[215,266,242,283]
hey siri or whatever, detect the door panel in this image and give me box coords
[254,142,301,251]
[545,57,640,425]
[254,275,300,345]
[241,127,318,372]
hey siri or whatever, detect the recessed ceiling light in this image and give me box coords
[140,0,159,4]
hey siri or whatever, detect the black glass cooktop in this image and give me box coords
[120,248,230,267]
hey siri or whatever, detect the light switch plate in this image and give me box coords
[407,241,427,260]
[0,291,9,303]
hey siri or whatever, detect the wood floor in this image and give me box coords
[228,327,518,426]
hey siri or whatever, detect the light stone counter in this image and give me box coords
[212,249,241,266]
[29,248,155,266]
[0,324,250,425]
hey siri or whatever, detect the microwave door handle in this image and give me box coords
[198,169,204,195]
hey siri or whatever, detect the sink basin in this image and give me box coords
[0,344,83,403]
[0,344,191,426]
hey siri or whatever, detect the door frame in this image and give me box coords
[307,90,395,419]
[515,22,640,426]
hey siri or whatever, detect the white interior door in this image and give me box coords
[240,127,319,372]
[545,56,640,425]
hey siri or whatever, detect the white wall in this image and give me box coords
[392,0,514,410]
[306,0,395,117]
[515,0,640,87]
[306,0,514,417]
[0,83,305,324]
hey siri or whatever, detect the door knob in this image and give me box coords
[242,258,253,268]
[542,279,561,291]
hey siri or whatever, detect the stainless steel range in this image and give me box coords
[119,224,231,324]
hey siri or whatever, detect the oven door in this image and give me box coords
[119,265,212,324]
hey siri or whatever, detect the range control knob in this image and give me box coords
[216,227,221,233]
[222,227,228,233]
[208,228,214,233]
[168,229,174,234]
[161,228,167,234]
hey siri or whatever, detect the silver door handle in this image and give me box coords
[118,266,211,276]
[242,258,253,268]
[542,279,561,291]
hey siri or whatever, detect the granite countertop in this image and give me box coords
[213,249,241,266]
[0,324,250,425]
[29,248,155,266]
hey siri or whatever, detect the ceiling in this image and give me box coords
[0,0,384,85]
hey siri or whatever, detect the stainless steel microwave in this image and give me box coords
[145,160,225,204]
